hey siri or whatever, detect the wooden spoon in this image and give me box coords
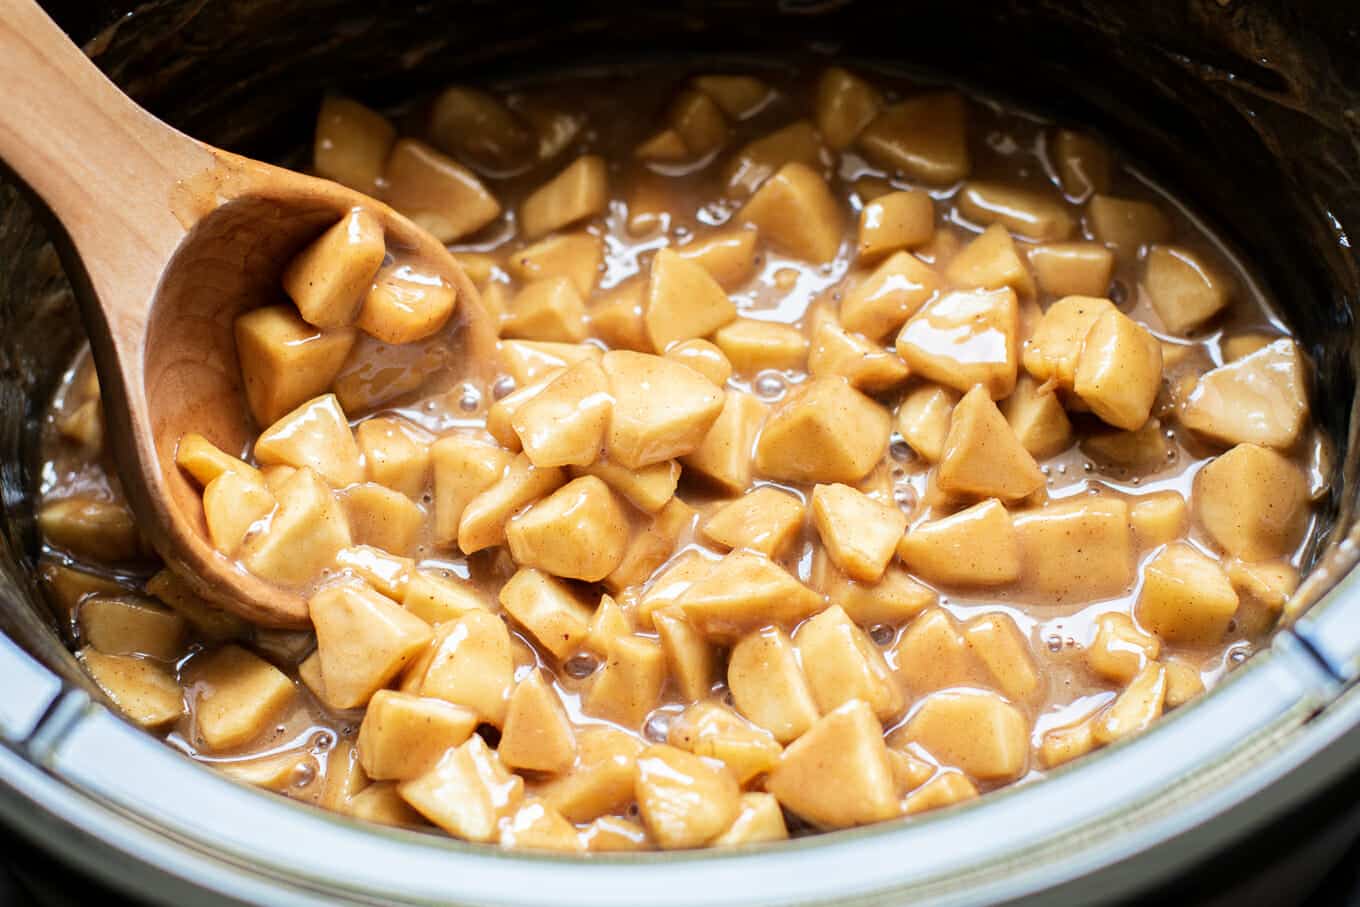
[0,0,498,627]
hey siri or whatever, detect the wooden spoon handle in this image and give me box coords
[0,0,210,322]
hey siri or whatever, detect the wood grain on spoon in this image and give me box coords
[0,0,497,627]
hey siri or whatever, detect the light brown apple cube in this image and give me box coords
[678,228,760,291]
[498,799,582,853]
[795,605,904,721]
[635,128,688,161]
[1003,375,1073,459]
[282,209,385,330]
[894,384,957,462]
[1182,339,1308,449]
[41,563,130,625]
[1050,129,1111,198]
[664,338,733,385]
[588,279,650,352]
[430,436,511,548]
[811,553,936,626]
[510,359,611,469]
[713,793,789,846]
[766,700,899,828]
[254,394,363,487]
[644,248,737,352]
[356,263,457,345]
[499,669,577,775]
[962,613,1039,702]
[668,90,728,157]
[839,250,941,341]
[713,319,808,373]
[144,569,247,642]
[535,726,644,822]
[635,550,715,629]
[241,468,352,586]
[506,232,603,297]
[814,66,881,150]
[412,610,514,726]
[345,782,423,827]
[79,595,186,661]
[580,816,651,852]
[1130,491,1189,549]
[313,96,395,191]
[1222,331,1279,362]
[901,770,979,815]
[355,417,430,500]
[573,457,679,513]
[1039,717,1097,768]
[202,470,274,555]
[1092,663,1167,745]
[586,593,631,655]
[653,610,717,704]
[858,93,969,185]
[333,545,414,600]
[810,483,907,582]
[957,182,1073,242]
[1136,543,1239,646]
[383,139,501,243]
[896,287,1019,398]
[174,433,259,489]
[1081,418,1171,471]
[701,486,805,558]
[755,377,890,484]
[1144,245,1230,335]
[1194,444,1309,561]
[1088,612,1160,685]
[808,317,910,392]
[498,568,593,659]
[1074,308,1164,430]
[486,378,550,452]
[458,454,566,554]
[736,162,844,264]
[603,350,725,469]
[357,690,477,781]
[1227,559,1299,636]
[403,571,489,625]
[728,626,820,743]
[668,702,782,784]
[341,482,424,554]
[634,745,741,849]
[1028,242,1114,298]
[584,633,666,728]
[427,86,533,171]
[398,735,524,843]
[938,386,1046,502]
[499,339,602,386]
[506,477,629,582]
[891,607,985,694]
[946,223,1035,296]
[606,497,695,592]
[233,306,357,428]
[1021,295,1115,391]
[310,583,432,709]
[723,120,827,198]
[856,190,933,261]
[681,390,766,494]
[502,277,587,343]
[79,648,183,729]
[679,551,825,643]
[898,499,1020,587]
[520,155,608,239]
[1164,659,1207,709]
[1087,195,1172,257]
[693,74,770,118]
[1012,496,1133,603]
[184,645,296,751]
[894,690,1028,780]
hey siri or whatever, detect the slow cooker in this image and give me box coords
[2,1,1360,904]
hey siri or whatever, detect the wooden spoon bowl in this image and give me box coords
[0,0,497,627]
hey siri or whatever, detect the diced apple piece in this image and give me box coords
[347,782,423,827]
[606,497,694,591]
[241,468,351,586]
[333,545,414,600]
[963,613,1040,702]
[652,610,717,703]
[1021,295,1115,391]
[898,499,1020,587]
[498,567,593,660]
[573,458,679,513]
[1135,543,1239,646]
[1164,659,1207,709]
[811,552,936,626]
[313,96,395,192]
[893,690,1028,781]
[1087,195,1172,257]
[584,633,666,728]
[736,162,844,264]
[891,608,984,694]
[896,287,1019,398]
[1050,129,1111,199]
[310,583,431,709]
[499,339,602,386]
[713,793,789,846]
[1074,308,1164,430]
[634,745,741,849]
[1194,443,1309,561]
[507,232,603,298]
[458,454,565,554]
[1092,663,1166,745]
[664,338,732,386]
[667,90,728,158]
[144,569,248,642]
[580,816,652,852]
[603,350,725,469]
[946,223,1035,297]
[693,74,770,118]
[1087,612,1160,685]
[1014,496,1134,603]
[80,647,183,729]
[383,139,501,243]
[713,319,808,373]
[681,390,766,493]
[1002,375,1072,459]
[723,120,826,198]
[354,417,429,499]
[901,770,979,815]
[79,595,186,661]
[679,551,825,643]
[1144,245,1230,335]
[643,248,737,352]
[795,605,903,721]
[677,228,759,290]
[808,316,909,392]
[184,645,296,751]
[507,477,629,583]
[174,433,259,488]
[701,486,804,558]
[41,562,131,624]
[357,690,477,781]
[202,470,274,555]
[427,86,534,171]
[727,626,820,743]
[499,670,577,775]
[1028,242,1114,298]
[766,700,898,828]
[502,277,588,343]
[1130,491,1189,549]
[635,128,688,161]
[535,726,644,822]
[755,377,890,484]
[1223,332,1279,362]
[938,386,1045,502]
[510,359,611,469]
[234,306,356,427]
[668,702,781,784]
[957,182,1073,242]
[498,799,582,852]
[635,550,715,629]
[894,384,956,463]
[858,93,969,185]
[814,67,881,150]
[398,735,524,843]
[430,436,511,548]
[1082,418,1171,472]
[357,263,457,345]
[253,394,362,487]
[810,483,907,582]
[340,483,424,554]
[1181,339,1308,450]
[282,209,385,330]
[588,279,650,352]
[1228,559,1299,636]
[520,155,608,240]
[403,570,489,625]
[410,610,514,727]
[1039,717,1097,768]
